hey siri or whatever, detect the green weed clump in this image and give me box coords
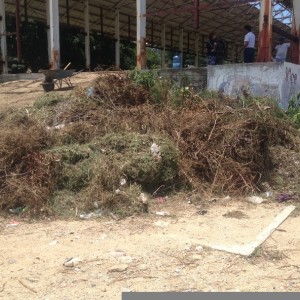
[286,93,300,127]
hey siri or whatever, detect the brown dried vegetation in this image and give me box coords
[0,72,299,216]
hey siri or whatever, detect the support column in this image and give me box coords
[84,0,90,70]
[195,33,199,67]
[48,0,60,69]
[257,0,272,62]
[291,0,300,64]
[46,0,51,63]
[24,0,28,23]
[179,28,184,68]
[194,0,199,29]
[136,0,146,70]
[115,9,120,68]
[0,0,8,74]
[161,24,166,68]
[15,0,22,62]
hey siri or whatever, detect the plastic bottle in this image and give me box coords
[172,55,181,69]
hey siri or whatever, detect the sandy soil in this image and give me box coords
[0,74,300,300]
[0,72,100,109]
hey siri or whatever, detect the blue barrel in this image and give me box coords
[172,55,181,69]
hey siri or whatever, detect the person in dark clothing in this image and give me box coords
[243,25,255,63]
[207,32,218,65]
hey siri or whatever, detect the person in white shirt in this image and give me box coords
[243,25,255,63]
[274,38,290,62]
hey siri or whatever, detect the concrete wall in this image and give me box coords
[158,67,207,91]
[0,73,44,83]
[207,62,300,109]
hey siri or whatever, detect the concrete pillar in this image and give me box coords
[0,0,8,74]
[161,24,166,68]
[136,0,146,70]
[291,0,300,64]
[257,0,272,62]
[195,33,199,67]
[15,0,22,62]
[115,9,120,68]
[46,0,51,63]
[179,28,184,68]
[84,0,90,70]
[48,0,60,69]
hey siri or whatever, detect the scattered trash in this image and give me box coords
[156,211,170,217]
[93,201,99,209]
[156,197,166,204]
[246,196,265,204]
[120,178,126,186]
[276,193,294,203]
[154,220,170,228]
[79,209,102,220]
[108,264,128,273]
[265,191,273,198]
[122,288,132,293]
[99,234,108,240]
[197,210,208,215]
[119,256,134,264]
[86,87,94,97]
[111,250,126,257]
[175,268,181,273]
[49,240,58,246]
[9,207,26,214]
[150,142,161,159]
[196,245,204,252]
[139,193,148,204]
[46,123,65,131]
[223,196,231,201]
[109,212,119,220]
[63,257,82,268]
[6,220,19,227]
[115,189,121,194]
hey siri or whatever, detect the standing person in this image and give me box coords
[243,25,255,63]
[273,37,290,62]
[207,32,218,65]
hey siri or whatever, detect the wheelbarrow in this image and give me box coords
[40,68,75,92]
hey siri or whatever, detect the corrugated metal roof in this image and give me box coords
[4,0,293,56]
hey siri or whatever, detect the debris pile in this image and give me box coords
[0,72,299,215]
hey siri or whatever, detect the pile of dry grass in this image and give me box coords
[0,72,299,216]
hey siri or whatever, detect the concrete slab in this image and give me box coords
[211,205,296,256]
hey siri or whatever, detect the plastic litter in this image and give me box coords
[9,207,24,214]
[79,209,102,220]
[120,178,126,186]
[276,193,294,203]
[156,211,170,217]
[63,257,82,267]
[86,87,94,97]
[139,193,148,204]
[246,196,265,204]
[150,142,161,159]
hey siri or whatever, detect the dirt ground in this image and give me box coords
[0,72,100,109]
[0,74,300,299]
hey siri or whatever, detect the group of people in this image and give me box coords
[207,24,290,65]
